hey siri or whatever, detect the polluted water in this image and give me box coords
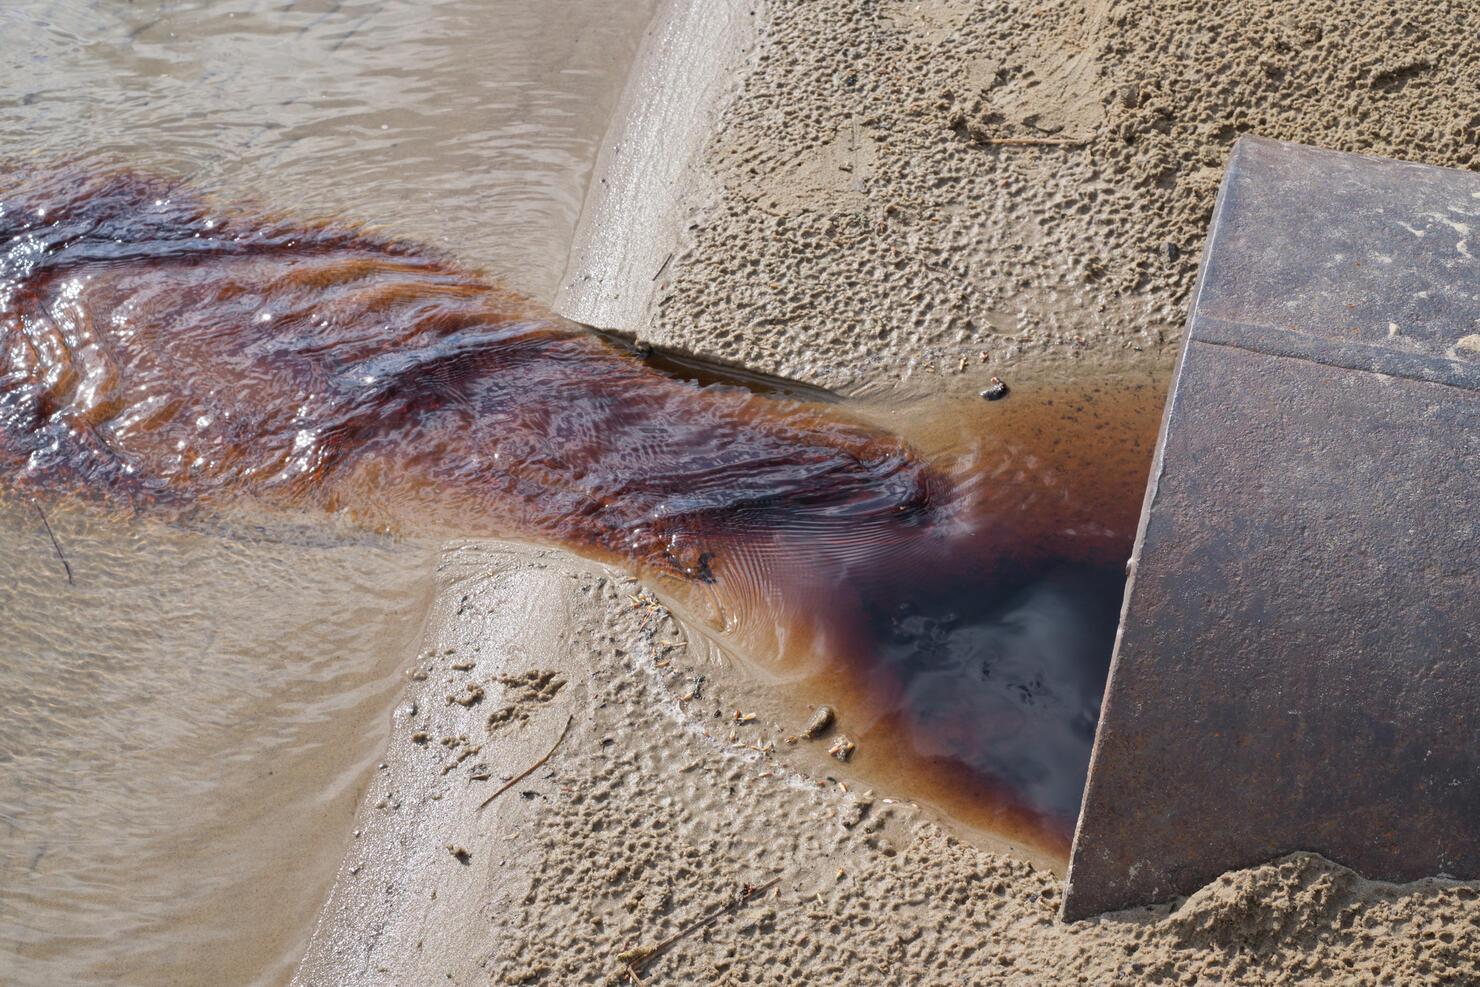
[1,163,1167,869]
[0,0,660,982]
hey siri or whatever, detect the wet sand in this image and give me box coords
[298,545,1480,986]
[299,0,1480,983]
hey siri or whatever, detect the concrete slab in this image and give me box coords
[1062,137,1480,920]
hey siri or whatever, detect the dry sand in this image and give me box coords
[641,0,1480,391]
[299,0,1480,983]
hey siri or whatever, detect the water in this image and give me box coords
[0,501,434,984]
[0,0,655,297]
[3,160,1168,860]
[0,1,1168,980]
[0,0,657,982]
[754,378,1167,852]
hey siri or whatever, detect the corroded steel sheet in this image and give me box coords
[1062,137,1480,920]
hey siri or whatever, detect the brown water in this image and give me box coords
[0,2,1168,979]
[0,0,657,983]
[2,164,1168,866]
[762,378,1167,854]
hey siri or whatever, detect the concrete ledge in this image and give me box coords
[1064,137,1480,920]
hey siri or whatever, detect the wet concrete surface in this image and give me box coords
[1064,137,1480,920]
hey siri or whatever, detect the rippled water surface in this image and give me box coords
[0,501,435,983]
[0,0,1170,978]
[0,0,655,982]
[0,0,655,297]
[0,159,1168,860]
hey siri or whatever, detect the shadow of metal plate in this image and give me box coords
[1063,136,1480,920]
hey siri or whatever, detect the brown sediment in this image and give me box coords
[778,378,1167,854]
[0,164,1160,850]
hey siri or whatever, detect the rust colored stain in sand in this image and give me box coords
[0,166,1163,853]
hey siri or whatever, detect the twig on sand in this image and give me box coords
[477,714,573,810]
[617,876,782,980]
[976,136,1085,147]
[31,499,73,585]
[651,252,674,282]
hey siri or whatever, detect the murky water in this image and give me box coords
[0,500,434,984]
[637,368,1168,856]
[766,374,1168,854]
[0,0,656,983]
[0,0,1170,977]
[0,0,654,297]
[2,151,1169,865]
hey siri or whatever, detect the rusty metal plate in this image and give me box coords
[1062,137,1480,920]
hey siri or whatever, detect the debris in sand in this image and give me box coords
[477,714,574,811]
[980,377,1010,401]
[826,734,856,761]
[974,136,1086,147]
[615,876,782,981]
[800,704,835,739]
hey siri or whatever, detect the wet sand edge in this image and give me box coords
[552,0,760,332]
[291,543,601,984]
[293,1,774,978]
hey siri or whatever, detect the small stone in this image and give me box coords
[801,704,836,739]
[827,734,856,761]
[1160,241,1180,263]
[980,377,1009,401]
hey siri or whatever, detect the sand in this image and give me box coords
[295,547,1479,985]
[298,0,1480,983]
[638,0,1480,391]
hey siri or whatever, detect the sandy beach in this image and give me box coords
[294,0,1480,984]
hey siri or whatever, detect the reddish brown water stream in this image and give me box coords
[1,164,1165,856]
[750,380,1166,854]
